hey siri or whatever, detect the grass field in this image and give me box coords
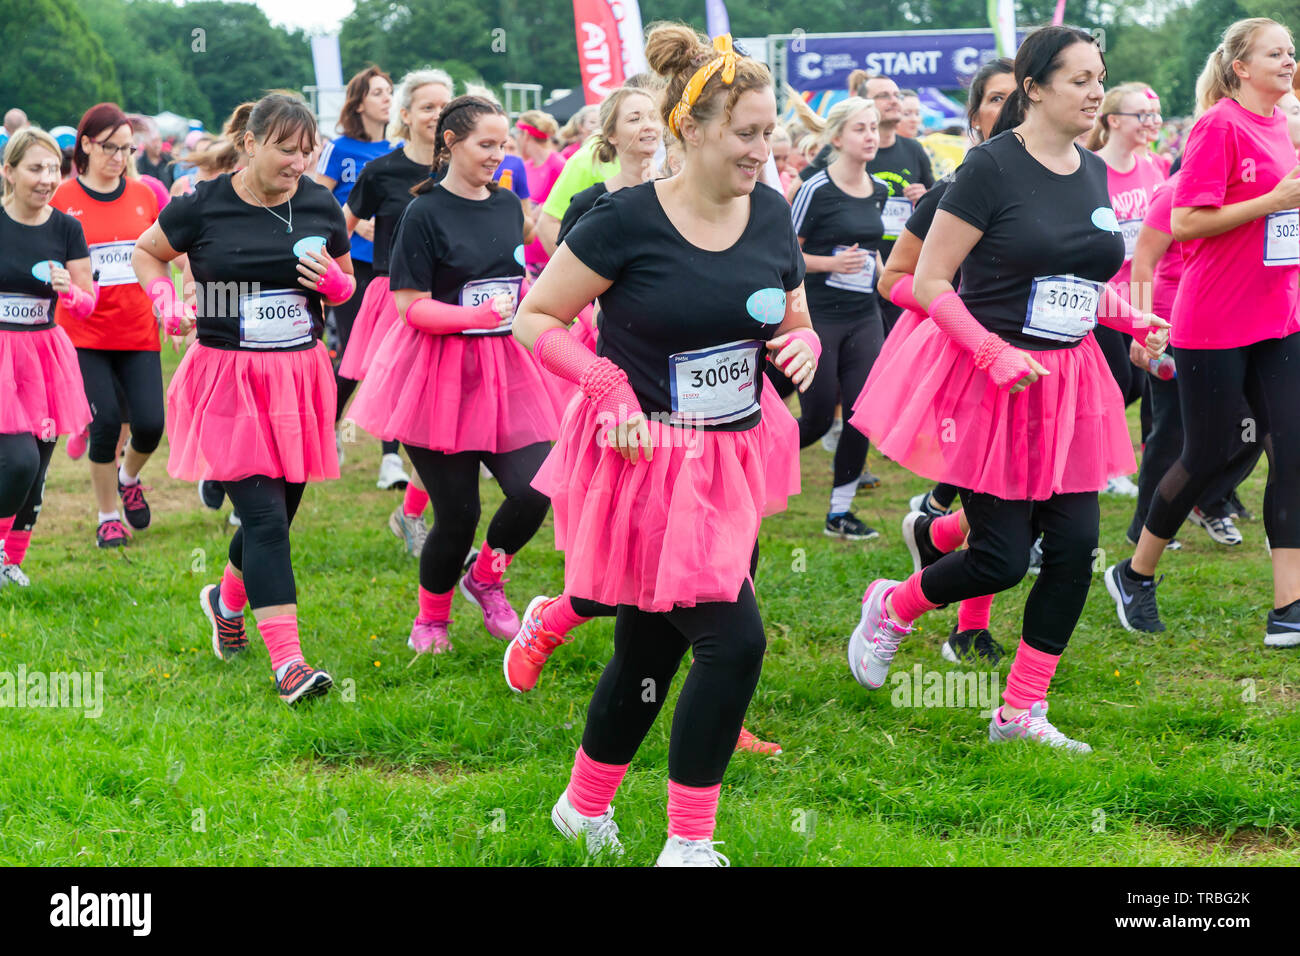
[1,347,1298,866]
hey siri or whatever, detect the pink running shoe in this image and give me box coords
[66,428,88,460]
[504,595,567,693]
[735,727,782,756]
[459,570,520,640]
[408,617,452,655]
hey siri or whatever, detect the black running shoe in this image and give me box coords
[276,661,332,706]
[941,626,1005,666]
[96,517,131,548]
[198,479,226,511]
[825,512,879,541]
[909,491,950,518]
[1104,559,1166,633]
[118,479,151,530]
[901,511,945,574]
[200,584,248,660]
[1265,602,1300,647]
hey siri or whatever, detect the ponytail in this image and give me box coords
[989,86,1028,139]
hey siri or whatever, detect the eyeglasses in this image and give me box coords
[94,140,138,158]
[871,91,904,101]
[1112,112,1163,124]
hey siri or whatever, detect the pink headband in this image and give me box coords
[1143,87,1159,100]
[516,122,548,141]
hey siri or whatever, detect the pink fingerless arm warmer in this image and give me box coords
[770,327,823,370]
[315,258,355,304]
[145,276,192,334]
[1097,282,1159,337]
[929,290,1034,390]
[533,326,642,424]
[57,283,97,320]
[887,273,924,313]
[405,296,501,335]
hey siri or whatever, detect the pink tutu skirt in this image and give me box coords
[166,341,339,483]
[337,279,399,381]
[349,322,563,454]
[533,383,800,612]
[851,323,1135,500]
[0,327,91,436]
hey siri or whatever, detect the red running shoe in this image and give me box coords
[735,727,782,756]
[503,596,568,693]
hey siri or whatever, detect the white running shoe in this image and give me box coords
[228,511,242,527]
[819,418,843,453]
[0,561,30,587]
[388,506,428,556]
[988,701,1092,753]
[1188,507,1243,546]
[376,453,411,490]
[847,578,910,690]
[551,791,624,857]
[656,836,731,867]
[335,430,346,468]
[1104,475,1139,497]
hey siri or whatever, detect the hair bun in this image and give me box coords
[644,22,707,79]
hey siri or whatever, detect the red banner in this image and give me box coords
[572,0,647,104]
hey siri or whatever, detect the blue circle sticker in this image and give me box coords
[293,236,327,258]
[31,260,61,282]
[513,244,526,266]
[746,287,787,325]
[1091,207,1121,232]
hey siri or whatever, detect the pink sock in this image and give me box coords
[667,780,723,841]
[470,540,512,585]
[565,745,629,818]
[887,573,940,624]
[418,586,453,623]
[930,511,967,552]
[957,593,994,632]
[258,614,303,672]
[1002,639,1061,709]
[3,529,31,566]
[403,484,429,517]
[220,564,247,613]
[540,594,591,637]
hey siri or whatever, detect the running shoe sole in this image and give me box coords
[901,511,929,574]
[823,525,879,541]
[1264,633,1300,648]
[504,595,549,694]
[200,585,232,660]
[940,641,959,663]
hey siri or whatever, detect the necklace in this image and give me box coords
[240,171,293,233]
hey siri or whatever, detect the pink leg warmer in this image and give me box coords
[565,745,629,818]
[1002,639,1062,708]
[470,540,511,585]
[402,484,429,517]
[3,530,31,565]
[258,614,303,672]
[418,587,453,624]
[930,511,967,553]
[667,780,723,841]
[219,564,247,614]
[957,593,994,632]
[540,594,591,638]
[888,573,940,624]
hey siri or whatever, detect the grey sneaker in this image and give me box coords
[1265,601,1300,648]
[388,506,428,556]
[1104,560,1166,633]
[819,418,843,453]
[848,578,911,689]
[988,700,1092,753]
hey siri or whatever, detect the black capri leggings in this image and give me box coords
[919,491,1100,655]
[224,476,306,609]
[76,348,164,464]
[0,433,56,529]
[404,442,551,594]
[1145,335,1300,548]
[796,314,884,488]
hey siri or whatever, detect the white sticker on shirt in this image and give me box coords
[880,197,912,239]
[0,293,53,326]
[1264,210,1299,267]
[1023,275,1101,343]
[89,240,137,287]
[459,276,522,336]
[238,288,312,349]
[668,339,763,427]
[825,245,877,293]
[1119,219,1142,262]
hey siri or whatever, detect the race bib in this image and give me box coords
[89,240,137,287]
[881,197,912,240]
[668,339,762,427]
[238,288,312,349]
[825,246,877,294]
[1023,275,1101,343]
[459,276,521,336]
[0,293,53,326]
[1119,218,1142,262]
[1264,210,1299,267]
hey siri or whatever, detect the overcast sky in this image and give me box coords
[251,0,354,33]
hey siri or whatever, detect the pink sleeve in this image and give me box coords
[1144,179,1174,236]
[1174,113,1232,210]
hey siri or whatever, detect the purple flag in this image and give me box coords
[706,0,730,38]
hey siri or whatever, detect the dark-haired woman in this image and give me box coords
[349,95,560,655]
[848,27,1169,752]
[52,103,163,548]
[134,93,354,706]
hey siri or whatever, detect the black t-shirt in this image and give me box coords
[345,146,429,276]
[868,137,935,251]
[388,184,524,336]
[136,153,174,189]
[790,168,888,320]
[937,131,1125,352]
[904,173,962,288]
[158,172,349,351]
[0,207,89,332]
[557,182,608,246]
[563,181,805,431]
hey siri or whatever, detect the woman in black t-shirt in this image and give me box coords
[0,129,94,586]
[847,28,1169,752]
[788,96,887,541]
[515,26,817,867]
[348,95,561,657]
[134,94,355,708]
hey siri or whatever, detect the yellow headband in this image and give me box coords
[668,34,739,136]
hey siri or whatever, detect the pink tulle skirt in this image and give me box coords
[348,322,563,454]
[851,322,1135,500]
[166,341,339,483]
[533,383,800,612]
[337,279,399,381]
[0,327,91,437]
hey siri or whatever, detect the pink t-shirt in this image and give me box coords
[1141,173,1184,321]
[524,151,566,270]
[1105,150,1167,289]
[1172,97,1300,349]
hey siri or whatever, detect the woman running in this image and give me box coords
[515,26,815,865]
[848,26,1168,752]
[515,110,565,278]
[0,128,94,586]
[133,92,353,705]
[1105,18,1300,646]
[348,95,560,654]
[52,103,164,548]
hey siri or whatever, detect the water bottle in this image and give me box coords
[1148,354,1176,380]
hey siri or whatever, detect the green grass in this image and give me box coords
[1,347,1298,865]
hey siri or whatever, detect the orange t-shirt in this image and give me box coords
[52,177,160,351]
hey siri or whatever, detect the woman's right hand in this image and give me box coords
[47,264,72,295]
[1002,349,1051,394]
[604,411,654,464]
[1269,165,1300,212]
[832,243,870,274]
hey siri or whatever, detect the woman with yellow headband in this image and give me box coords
[515,23,819,867]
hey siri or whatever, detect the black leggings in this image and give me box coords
[920,491,1099,655]
[0,433,55,529]
[404,442,551,594]
[1145,336,1300,547]
[581,580,766,787]
[76,348,164,464]
[224,476,306,609]
[797,315,884,488]
[930,483,961,510]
